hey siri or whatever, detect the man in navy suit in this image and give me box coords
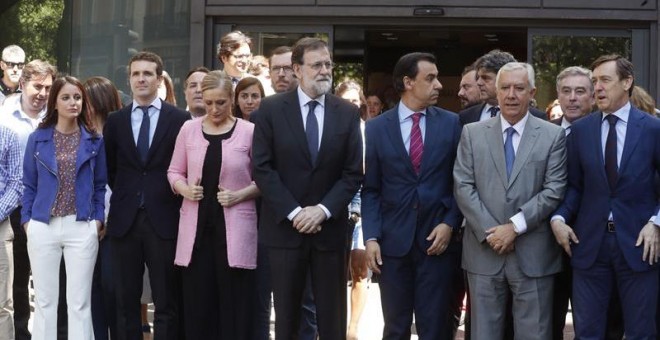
[104,51,189,340]
[552,54,660,339]
[362,52,463,340]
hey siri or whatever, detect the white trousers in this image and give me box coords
[27,216,98,340]
[0,218,14,340]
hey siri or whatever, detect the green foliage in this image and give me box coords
[334,62,363,87]
[532,35,631,109]
[0,0,65,64]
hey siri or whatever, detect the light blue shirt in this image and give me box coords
[0,93,45,165]
[297,86,325,151]
[397,101,426,154]
[130,97,162,147]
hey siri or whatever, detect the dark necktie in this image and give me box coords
[504,127,516,179]
[489,106,500,118]
[137,106,151,164]
[306,100,319,164]
[605,114,619,191]
[409,112,424,174]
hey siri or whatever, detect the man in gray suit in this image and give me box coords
[453,62,567,340]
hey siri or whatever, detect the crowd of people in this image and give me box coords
[0,29,658,340]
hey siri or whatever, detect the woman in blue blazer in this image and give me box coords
[21,76,107,340]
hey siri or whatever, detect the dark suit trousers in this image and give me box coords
[572,233,658,340]
[10,207,31,340]
[269,239,345,340]
[379,243,459,340]
[110,210,179,340]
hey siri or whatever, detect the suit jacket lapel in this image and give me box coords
[385,108,416,175]
[619,107,644,176]
[122,107,142,166]
[281,91,311,163]
[486,118,509,188]
[594,112,609,184]
[508,116,540,186]
[317,96,337,168]
[419,108,440,175]
[147,100,169,163]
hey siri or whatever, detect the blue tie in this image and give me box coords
[137,106,151,164]
[504,127,516,179]
[306,100,319,164]
[489,106,500,118]
[605,114,619,191]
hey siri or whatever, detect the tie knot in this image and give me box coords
[140,106,150,116]
[505,126,516,137]
[489,106,500,117]
[411,112,423,123]
[308,100,318,112]
[605,114,618,126]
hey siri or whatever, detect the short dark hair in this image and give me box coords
[475,49,516,75]
[233,77,265,119]
[269,46,292,65]
[591,54,635,96]
[128,51,163,76]
[291,38,328,66]
[216,31,252,61]
[41,76,95,134]
[184,66,210,88]
[461,64,476,77]
[392,52,437,94]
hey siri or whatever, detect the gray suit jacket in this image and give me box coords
[453,114,567,278]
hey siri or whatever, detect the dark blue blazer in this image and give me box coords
[362,105,463,257]
[554,106,660,272]
[103,100,189,239]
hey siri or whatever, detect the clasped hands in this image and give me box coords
[182,179,241,208]
[292,206,326,234]
[485,223,517,255]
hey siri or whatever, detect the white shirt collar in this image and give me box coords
[397,102,426,123]
[297,86,325,109]
[602,101,630,124]
[131,97,162,112]
[500,112,530,135]
[560,116,572,130]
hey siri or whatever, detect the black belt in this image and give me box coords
[607,221,615,232]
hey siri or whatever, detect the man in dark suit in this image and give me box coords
[251,37,362,339]
[459,50,547,127]
[362,52,463,339]
[552,54,660,339]
[104,51,189,340]
[549,66,595,340]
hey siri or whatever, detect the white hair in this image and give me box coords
[496,62,535,89]
[2,45,25,62]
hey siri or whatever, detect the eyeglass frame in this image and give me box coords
[1,61,25,69]
[271,65,294,74]
[231,53,252,60]
[305,61,334,72]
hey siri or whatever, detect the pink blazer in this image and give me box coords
[168,118,257,269]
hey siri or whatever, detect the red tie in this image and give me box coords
[410,112,423,174]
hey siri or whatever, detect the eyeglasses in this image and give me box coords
[306,61,334,72]
[2,61,25,69]
[271,66,293,74]
[231,53,252,60]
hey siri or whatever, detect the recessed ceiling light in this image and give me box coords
[381,32,394,37]
[484,34,497,38]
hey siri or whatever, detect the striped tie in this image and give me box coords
[409,112,423,174]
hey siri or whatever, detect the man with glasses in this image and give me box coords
[216,31,252,87]
[252,37,362,340]
[269,46,298,94]
[0,45,25,105]
[0,59,56,340]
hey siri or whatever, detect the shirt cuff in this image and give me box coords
[551,215,566,224]
[318,204,331,219]
[510,211,527,234]
[653,215,660,227]
[287,206,302,221]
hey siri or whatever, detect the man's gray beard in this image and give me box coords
[311,78,332,97]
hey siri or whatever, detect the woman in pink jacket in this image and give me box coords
[167,70,259,339]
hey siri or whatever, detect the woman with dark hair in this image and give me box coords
[168,70,259,339]
[217,31,253,85]
[233,77,264,120]
[365,91,385,119]
[22,76,107,339]
[83,76,122,340]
